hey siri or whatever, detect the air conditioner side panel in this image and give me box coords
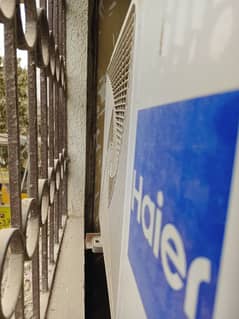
[117,0,239,319]
[99,5,136,316]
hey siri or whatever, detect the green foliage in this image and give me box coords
[0,56,28,169]
[0,56,5,133]
[0,56,28,135]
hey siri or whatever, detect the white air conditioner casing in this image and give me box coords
[99,1,239,318]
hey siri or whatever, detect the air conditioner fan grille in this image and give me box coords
[107,6,135,206]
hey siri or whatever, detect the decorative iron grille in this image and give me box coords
[0,0,68,318]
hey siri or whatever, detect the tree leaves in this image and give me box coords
[0,56,28,135]
[0,56,28,168]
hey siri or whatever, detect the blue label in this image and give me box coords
[128,91,239,319]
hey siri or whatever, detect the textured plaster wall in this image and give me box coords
[47,3,88,317]
[66,0,88,217]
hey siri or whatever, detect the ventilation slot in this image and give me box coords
[107,6,135,206]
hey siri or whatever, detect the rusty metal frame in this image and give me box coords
[0,0,68,318]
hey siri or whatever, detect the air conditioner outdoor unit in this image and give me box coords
[99,1,239,319]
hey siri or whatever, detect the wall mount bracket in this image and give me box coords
[85,233,103,253]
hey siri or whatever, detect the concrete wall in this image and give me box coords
[66,0,88,217]
[66,0,131,229]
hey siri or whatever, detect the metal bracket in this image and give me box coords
[85,233,103,253]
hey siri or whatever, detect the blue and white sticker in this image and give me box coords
[128,91,239,319]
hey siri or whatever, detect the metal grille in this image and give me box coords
[107,6,135,204]
[0,1,67,318]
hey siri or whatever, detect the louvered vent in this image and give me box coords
[107,6,135,206]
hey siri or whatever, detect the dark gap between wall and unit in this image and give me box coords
[85,1,111,318]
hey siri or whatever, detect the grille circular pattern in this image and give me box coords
[0,2,68,317]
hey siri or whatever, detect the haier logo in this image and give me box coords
[128,91,239,319]
[131,171,211,319]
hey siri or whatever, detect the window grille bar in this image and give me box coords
[53,0,60,244]
[48,0,55,265]
[4,17,25,319]
[4,17,22,232]
[62,1,67,218]
[40,71,48,180]
[40,68,49,292]
[54,85,60,243]
[58,1,63,228]
[49,78,55,264]
[39,0,49,294]
[28,50,40,319]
